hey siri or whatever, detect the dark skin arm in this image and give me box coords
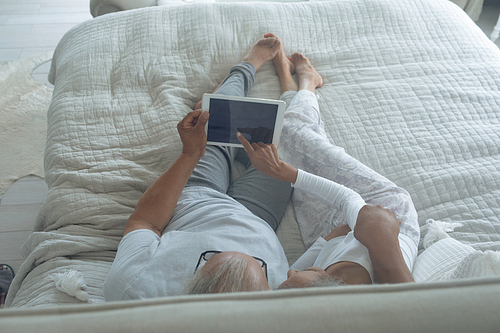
[324,223,351,241]
[354,205,415,284]
[324,206,414,285]
[123,110,210,237]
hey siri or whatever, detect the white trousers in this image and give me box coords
[278,90,420,261]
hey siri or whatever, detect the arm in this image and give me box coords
[324,223,351,241]
[293,170,365,230]
[123,110,210,237]
[353,205,415,283]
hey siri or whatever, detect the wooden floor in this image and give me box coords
[0,0,500,276]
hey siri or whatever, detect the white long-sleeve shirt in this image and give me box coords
[293,169,366,230]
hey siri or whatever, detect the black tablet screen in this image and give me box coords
[207,97,278,144]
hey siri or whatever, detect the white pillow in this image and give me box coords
[413,237,500,282]
[450,250,500,280]
[413,238,475,282]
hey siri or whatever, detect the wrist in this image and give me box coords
[369,246,415,283]
[180,150,204,164]
[280,162,298,183]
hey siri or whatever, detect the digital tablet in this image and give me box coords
[202,94,286,148]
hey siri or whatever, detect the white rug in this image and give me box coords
[0,52,53,199]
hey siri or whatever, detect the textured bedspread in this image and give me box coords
[6,0,500,307]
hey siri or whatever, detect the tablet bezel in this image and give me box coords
[202,93,286,148]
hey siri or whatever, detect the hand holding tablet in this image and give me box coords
[201,94,286,148]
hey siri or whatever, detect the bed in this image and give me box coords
[2,0,500,331]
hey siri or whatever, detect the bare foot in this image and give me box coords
[265,33,294,76]
[194,36,281,110]
[242,36,281,71]
[291,52,323,92]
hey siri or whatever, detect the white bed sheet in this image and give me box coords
[6,0,500,307]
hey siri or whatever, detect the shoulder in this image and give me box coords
[120,229,160,247]
[103,229,161,301]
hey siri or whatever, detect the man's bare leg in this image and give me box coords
[291,52,323,92]
[266,33,297,94]
[194,35,281,110]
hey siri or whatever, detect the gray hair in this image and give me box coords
[279,274,345,290]
[184,256,265,295]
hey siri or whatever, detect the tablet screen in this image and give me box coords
[207,97,278,145]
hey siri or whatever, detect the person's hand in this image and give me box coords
[324,223,351,241]
[236,126,274,144]
[177,109,209,159]
[353,205,401,251]
[237,132,298,183]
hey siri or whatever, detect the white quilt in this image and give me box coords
[6,0,500,307]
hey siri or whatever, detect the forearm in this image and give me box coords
[123,152,200,236]
[293,169,366,230]
[367,240,415,284]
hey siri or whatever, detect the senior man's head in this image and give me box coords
[184,251,270,294]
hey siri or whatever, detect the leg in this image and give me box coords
[187,36,281,193]
[193,35,282,109]
[186,63,256,192]
[268,33,297,94]
[291,52,323,93]
[276,53,420,250]
[228,153,293,231]
[226,34,293,230]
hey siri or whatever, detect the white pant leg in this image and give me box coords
[278,89,419,270]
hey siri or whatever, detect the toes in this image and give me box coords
[263,37,280,48]
[259,37,276,47]
[291,52,307,65]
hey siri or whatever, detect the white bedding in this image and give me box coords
[6,0,500,307]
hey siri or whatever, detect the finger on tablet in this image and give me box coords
[237,132,252,151]
[237,127,252,135]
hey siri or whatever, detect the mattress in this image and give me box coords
[6,0,500,307]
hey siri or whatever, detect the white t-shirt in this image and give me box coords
[291,169,415,282]
[103,186,289,301]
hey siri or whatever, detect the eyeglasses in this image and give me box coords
[194,250,268,280]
